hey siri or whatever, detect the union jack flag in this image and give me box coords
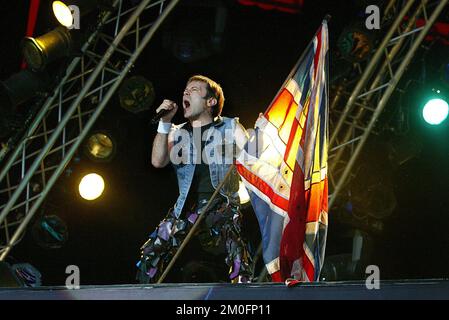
[236,20,329,282]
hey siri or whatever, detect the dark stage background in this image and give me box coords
[1,0,449,285]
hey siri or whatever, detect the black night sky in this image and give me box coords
[1,0,449,286]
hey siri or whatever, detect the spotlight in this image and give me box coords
[0,69,51,138]
[22,26,72,71]
[79,173,105,200]
[52,0,99,29]
[53,1,77,28]
[31,215,69,249]
[11,263,42,287]
[163,1,227,63]
[337,24,374,62]
[238,181,251,206]
[421,88,449,126]
[319,253,364,281]
[0,69,51,110]
[83,131,116,162]
[119,76,155,114]
[165,27,213,63]
[319,254,350,281]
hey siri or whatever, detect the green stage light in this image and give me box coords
[422,98,449,126]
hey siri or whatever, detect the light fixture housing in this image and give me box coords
[119,76,155,114]
[22,26,72,71]
[337,25,374,62]
[0,69,51,138]
[83,131,116,162]
[0,69,51,110]
[31,215,69,249]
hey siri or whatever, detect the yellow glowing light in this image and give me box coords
[238,181,250,205]
[53,1,74,27]
[78,173,105,201]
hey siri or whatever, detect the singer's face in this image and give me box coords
[182,81,209,120]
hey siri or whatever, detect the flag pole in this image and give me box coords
[156,164,236,284]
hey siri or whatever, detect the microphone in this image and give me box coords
[150,108,173,125]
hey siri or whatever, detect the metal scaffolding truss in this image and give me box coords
[0,0,180,260]
[328,0,449,210]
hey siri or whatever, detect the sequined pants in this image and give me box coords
[136,199,253,283]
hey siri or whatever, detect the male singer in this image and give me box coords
[137,75,253,283]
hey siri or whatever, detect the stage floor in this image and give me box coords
[1,279,449,300]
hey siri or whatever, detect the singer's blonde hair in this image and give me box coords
[187,75,224,118]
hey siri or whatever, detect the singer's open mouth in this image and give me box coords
[183,100,190,109]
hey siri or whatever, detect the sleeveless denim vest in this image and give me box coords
[170,116,241,218]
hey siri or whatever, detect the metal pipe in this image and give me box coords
[0,0,180,261]
[329,0,428,174]
[0,0,121,184]
[329,0,415,147]
[329,0,449,209]
[383,0,398,19]
[0,0,153,227]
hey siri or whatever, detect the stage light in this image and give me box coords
[163,1,227,63]
[11,263,42,287]
[53,1,75,28]
[238,181,251,205]
[83,131,116,162]
[119,76,155,114]
[422,98,449,126]
[337,25,374,62]
[22,26,72,71]
[79,173,105,200]
[0,69,51,138]
[319,254,355,281]
[0,69,51,110]
[31,215,68,249]
[52,0,99,28]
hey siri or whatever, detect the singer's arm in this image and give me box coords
[151,99,178,168]
[151,130,173,168]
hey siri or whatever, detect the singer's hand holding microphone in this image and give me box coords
[153,99,178,134]
[151,99,178,124]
